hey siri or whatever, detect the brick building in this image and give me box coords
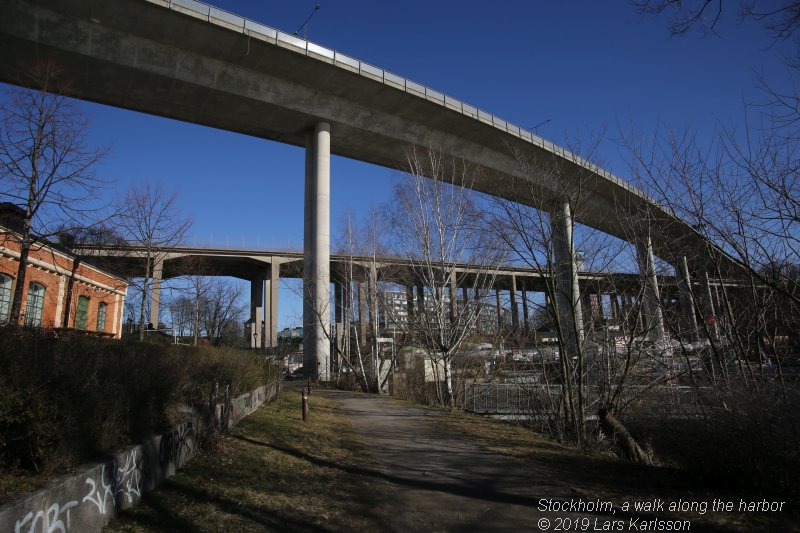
[0,222,127,337]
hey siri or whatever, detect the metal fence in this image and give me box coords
[463,382,714,418]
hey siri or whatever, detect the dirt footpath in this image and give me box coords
[319,389,784,533]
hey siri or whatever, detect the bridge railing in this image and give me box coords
[146,0,641,198]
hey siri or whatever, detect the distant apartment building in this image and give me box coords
[378,290,504,335]
[0,214,128,337]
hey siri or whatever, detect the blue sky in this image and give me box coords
[2,1,793,329]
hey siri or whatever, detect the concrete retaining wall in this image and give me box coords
[0,381,280,533]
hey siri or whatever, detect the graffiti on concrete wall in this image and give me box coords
[82,465,113,515]
[3,383,279,533]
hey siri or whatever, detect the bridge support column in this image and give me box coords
[369,263,378,342]
[250,276,264,349]
[449,271,458,325]
[636,233,666,346]
[521,287,529,335]
[303,122,331,381]
[359,280,368,343]
[699,270,719,342]
[677,256,699,342]
[266,263,279,348]
[416,283,425,315]
[610,293,621,320]
[474,288,482,335]
[333,277,343,373]
[406,284,415,319]
[149,257,163,329]
[495,288,502,331]
[510,275,519,332]
[551,201,584,354]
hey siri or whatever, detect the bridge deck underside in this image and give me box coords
[0,0,742,276]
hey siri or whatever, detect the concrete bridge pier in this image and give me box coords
[266,263,280,348]
[495,288,503,330]
[250,276,264,349]
[521,286,529,335]
[406,285,415,319]
[609,293,621,320]
[677,255,699,342]
[636,233,666,346]
[509,274,519,332]
[551,201,584,354]
[449,271,458,324]
[303,122,331,381]
[149,257,163,329]
[359,280,368,342]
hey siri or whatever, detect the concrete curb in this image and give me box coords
[0,381,280,533]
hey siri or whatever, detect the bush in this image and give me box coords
[623,382,800,498]
[0,327,280,475]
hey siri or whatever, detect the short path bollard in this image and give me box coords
[301,387,309,422]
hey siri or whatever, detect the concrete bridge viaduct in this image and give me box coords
[0,0,740,379]
[84,244,698,351]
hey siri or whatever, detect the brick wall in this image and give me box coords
[0,231,127,337]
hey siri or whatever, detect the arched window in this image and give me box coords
[24,283,45,327]
[0,274,12,324]
[96,301,107,332]
[76,296,89,330]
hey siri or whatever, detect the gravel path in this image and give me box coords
[318,389,614,532]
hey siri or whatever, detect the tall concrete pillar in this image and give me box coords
[358,280,368,342]
[416,283,425,316]
[521,287,530,334]
[677,256,699,342]
[474,288,482,335]
[449,271,458,325]
[610,294,621,320]
[266,263,279,348]
[462,286,469,308]
[551,201,584,353]
[333,276,343,365]
[369,263,378,339]
[250,276,264,349]
[303,122,331,381]
[635,233,666,345]
[495,288,503,330]
[510,275,519,331]
[406,284,415,319]
[149,257,163,328]
[699,270,718,342]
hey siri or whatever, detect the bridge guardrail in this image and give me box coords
[146,0,644,199]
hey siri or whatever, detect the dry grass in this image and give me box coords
[106,390,389,532]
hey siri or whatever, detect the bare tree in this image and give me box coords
[635,0,800,43]
[115,182,191,339]
[483,138,632,447]
[200,279,247,346]
[0,62,108,324]
[390,146,503,407]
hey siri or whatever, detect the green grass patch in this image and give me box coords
[106,391,389,532]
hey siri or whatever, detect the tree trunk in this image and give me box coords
[598,408,650,464]
[139,252,151,341]
[443,355,454,408]
[9,239,30,324]
[62,257,81,328]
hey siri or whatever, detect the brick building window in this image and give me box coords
[0,274,12,324]
[96,301,107,332]
[24,282,45,327]
[76,296,89,330]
